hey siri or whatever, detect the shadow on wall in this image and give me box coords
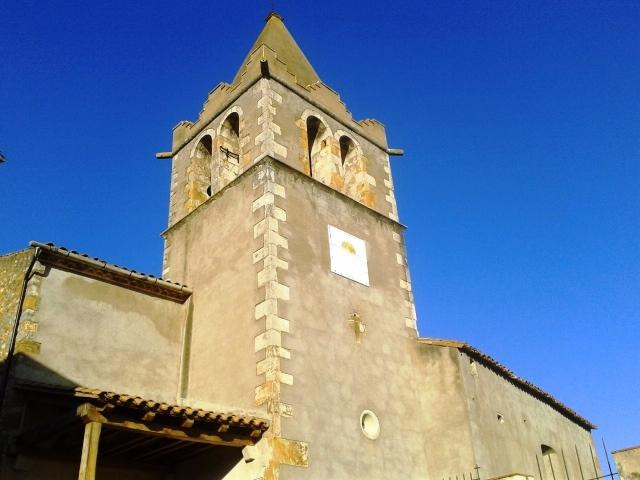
[10,352,79,389]
[0,352,81,433]
[0,355,244,480]
[1,353,86,439]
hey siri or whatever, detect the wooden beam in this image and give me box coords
[76,403,253,448]
[77,403,107,424]
[133,440,194,462]
[104,417,252,447]
[100,435,157,457]
[77,421,101,480]
[172,444,216,462]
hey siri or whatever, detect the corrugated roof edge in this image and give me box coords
[29,241,192,303]
[417,337,596,431]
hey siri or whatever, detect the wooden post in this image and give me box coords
[77,421,101,480]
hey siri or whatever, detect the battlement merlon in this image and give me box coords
[164,14,403,157]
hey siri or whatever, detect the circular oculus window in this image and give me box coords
[360,410,380,440]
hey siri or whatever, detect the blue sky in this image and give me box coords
[1,0,638,462]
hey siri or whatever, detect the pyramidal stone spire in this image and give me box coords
[233,12,320,87]
[169,12,390,162]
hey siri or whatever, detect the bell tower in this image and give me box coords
[160,12,427,479]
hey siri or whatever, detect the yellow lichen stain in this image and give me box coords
[0,249,36,359]
[255,380,281,406]
[20,320,38,335]
[239,135,250,169]
[297,122,310,174]
[330,172,344,191]
[15,339,40,355]
[260,437,309,479]
[360,189,376,208]
[264,464,279,480]
[270,437,309,467]
[299,153,310,176]
[341,241,356,255]
[21,295,39,312]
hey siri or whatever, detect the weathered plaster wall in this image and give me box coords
[269,80,396,219]
[13,268,187,403]
[269,161,427,479]
[413,344,478,478]
[613,446,640,480]
[165,78,397,241]
[415,344,600,480]
[164,157,421,479]
[163,168,266,416]
[453,346,598,480]
[166,87,263,233]
[169,93,259,232]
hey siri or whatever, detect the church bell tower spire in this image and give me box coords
[160,13,418,479]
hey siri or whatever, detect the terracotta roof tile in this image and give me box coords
[17,380,269,432]
[74,388,268,430]
[30,241,192,303]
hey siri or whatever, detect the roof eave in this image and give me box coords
[417,337,597,431]
[30,241,192,303]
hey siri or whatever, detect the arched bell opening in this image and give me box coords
[185,135,213,213]
[339,134,365,202]
[339,135,357,166]
[219,112,240,165]
[306,116,332,183]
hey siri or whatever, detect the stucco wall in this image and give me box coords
[163,170,266,416]
[431,345,599,480]
[13,268,187,403]
[270,162,428,479]
[413,344,478,478]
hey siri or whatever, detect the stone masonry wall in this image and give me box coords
[613,446,640,480]
[0,249,38,362]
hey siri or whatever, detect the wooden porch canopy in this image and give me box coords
[72,388,269,443]
[15,384,269,479]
